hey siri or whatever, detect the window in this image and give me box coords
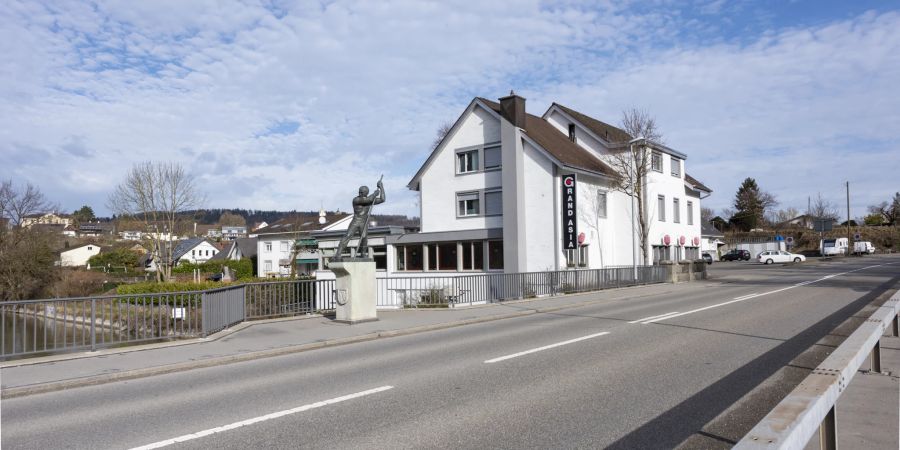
[687,201,694,225]
[457,192,480,217]
[437,243,458,271]
[396,245,423,271]
[597,191,607,218]
[192,250,196,257]
[371,246,386,270]
[461,241,484,271]
[484,145,501,170]
[427,244,437,270]
[671,158,681,177]
[651,151,662,172]
[484,190,502,216]
[457,150,479,173]
[673,198,680,223]
[488,240,504,270]
[568,123,576,142]
[264,260,272,272]
[566,249,577,268]
[265,242,272,252]
[280,241,289,252]
[578,245,589,267]
[658,195,666,221]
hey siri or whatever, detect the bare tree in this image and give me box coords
[217,211,246,227]
[700,207,716,224]
[108,162,203,282]
[431,121,453,150]
[606,108,663,264]
[0,180,59,300]
[810,192,839,220]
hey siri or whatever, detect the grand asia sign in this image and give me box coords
[562,174,577,249]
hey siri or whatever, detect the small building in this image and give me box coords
[256,211,350,278]
[222,226,248,240]
[119,230,143,241]
[700,221,725,260]
[60,244,101,267]
[22,213,72,229]
[172,238,220,265]
[77,221,114,237]
[210,238,258,262]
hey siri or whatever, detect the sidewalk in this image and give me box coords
[0,282,679,398]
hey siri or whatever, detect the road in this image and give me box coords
[2,256,899,449]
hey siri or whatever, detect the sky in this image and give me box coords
[2,0,899,220]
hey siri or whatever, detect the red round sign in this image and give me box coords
[693,236,700,246]
[679,236,685,246]
[663,235,671,245]
[578,232,585,244]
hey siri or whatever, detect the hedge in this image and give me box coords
[116,281,230,295]
[171,259,254,279]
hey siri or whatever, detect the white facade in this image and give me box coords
[60,244,101,267]
[176,240,219,265]
[405,95,710,274]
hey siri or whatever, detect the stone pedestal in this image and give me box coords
[329,259,377,324]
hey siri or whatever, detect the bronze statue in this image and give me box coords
[332,175,385,260]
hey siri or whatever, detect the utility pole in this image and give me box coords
[846,181,851,256]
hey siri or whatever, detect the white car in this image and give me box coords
[757,250,806,264]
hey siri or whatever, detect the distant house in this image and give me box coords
[222,226,247,240]
[779,214,816,229]
[256,211,350,278]
[60,244,101,267]
[700,221,726,260]
[172,238,220,265]
[119,230,143,241]
[204,227,223,239]
[210,237,258,263]
[22,213,72,229]
[252,222,268,232]
[77,221,114,237]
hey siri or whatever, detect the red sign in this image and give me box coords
[693,236,700,246]
[663,235,671,245]
[578,232,585,245]
[679,236,685,246]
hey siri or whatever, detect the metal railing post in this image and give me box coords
[871,340,881,373]
[819,406,837,450]
[90,298,96,351]
[893,314,899,337]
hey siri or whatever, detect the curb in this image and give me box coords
[0,294,642,399]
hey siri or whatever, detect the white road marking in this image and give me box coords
[129,386,394,450]
[639,264,884,325]
[484,332,610,364]
[628,312,679,324]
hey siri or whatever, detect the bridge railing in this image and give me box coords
[734,291,900,450]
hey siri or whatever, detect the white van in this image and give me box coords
[820,238,849,256]
[853,241,875,255]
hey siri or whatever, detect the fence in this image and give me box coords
[1,279,333,360]
[734,292,900,449]
[376,266,667,308]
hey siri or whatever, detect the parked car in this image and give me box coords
[722,249,751,261]
[702,252,713,265]
[757,250,806,264]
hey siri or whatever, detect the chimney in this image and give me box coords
[499,90,526,129]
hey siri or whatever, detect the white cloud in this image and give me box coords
[0,1,897,220]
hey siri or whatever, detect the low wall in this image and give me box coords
[659,260,708,283]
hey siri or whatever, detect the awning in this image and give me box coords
[296,259,318,264]
[296,239,317,246]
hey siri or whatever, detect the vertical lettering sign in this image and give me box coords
[562,174,577,249]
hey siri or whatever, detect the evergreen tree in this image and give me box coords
[73,205,95,223]
[730,178,777,231]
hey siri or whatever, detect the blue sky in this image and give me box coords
[2,0,898,219]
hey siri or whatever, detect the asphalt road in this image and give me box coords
[3,255,899,449]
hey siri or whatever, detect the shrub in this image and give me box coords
[116,281,227,295]
[172,259,254,279]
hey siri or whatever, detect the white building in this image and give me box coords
[399,93,710,274]
[222,226,247,240]
[60,244,101,267]
[172,238,220,265]
[256,212,350,278]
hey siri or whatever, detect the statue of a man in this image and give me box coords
[333,176,385,260]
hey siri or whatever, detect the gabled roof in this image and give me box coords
[172,238,216,260]
[701,221,724,237]
[476,98,618,178]
[550,103,632,144]
[684,174,712,193]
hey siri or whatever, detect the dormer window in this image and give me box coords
[671,158,681,177]
[568,123,576,142]
[457,150,479,173]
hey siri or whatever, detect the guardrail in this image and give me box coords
[376,266,668,308]
[734,291,900,449]
[1,279,335,360]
